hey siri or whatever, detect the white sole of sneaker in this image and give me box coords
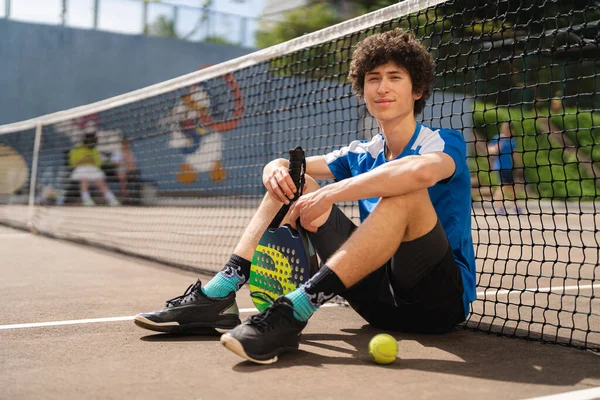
[135,315,179,327]
[135,315,234,334]
[134,316,179,332]
[220,334,278,364]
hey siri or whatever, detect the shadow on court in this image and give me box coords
[228,326,600,386]
[135,319,600,388]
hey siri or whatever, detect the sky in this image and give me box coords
[0,0,267,47]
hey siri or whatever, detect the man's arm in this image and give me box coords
[325,152,454,203]
[289,152,456,230]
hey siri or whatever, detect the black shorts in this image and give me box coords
[499,169,514,184]
[307,205,465,334]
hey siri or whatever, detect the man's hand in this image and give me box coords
[262,159,297,205]
[288,185,335,232]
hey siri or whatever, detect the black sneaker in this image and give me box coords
[134,280,241,334]
[220,294,307,364]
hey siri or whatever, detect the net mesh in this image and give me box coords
[1,0,598,351]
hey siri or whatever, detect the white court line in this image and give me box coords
[0,303,340,330]
[477,284,600,298]
[0,233,31,238]
[0,285,596,331]
[0,316,135,330]
[0,285,596,330]
[524,387,600,400]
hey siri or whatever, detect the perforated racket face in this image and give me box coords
[249,225,312,311]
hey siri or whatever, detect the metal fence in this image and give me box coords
[1,0,265,48]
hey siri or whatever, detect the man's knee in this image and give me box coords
[379,188,430,207]
[376,189,437,242]
[282,174,332,228]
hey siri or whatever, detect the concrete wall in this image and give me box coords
[0,19,253,125]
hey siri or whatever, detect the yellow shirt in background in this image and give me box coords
[69,144,102,168]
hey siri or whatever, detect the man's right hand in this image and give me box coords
[262,158,297,205]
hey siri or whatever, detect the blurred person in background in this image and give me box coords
[69,132,120,206]
[110,138,137,201]
[487,122,519,215]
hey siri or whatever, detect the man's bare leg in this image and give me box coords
[204,175,328,297]
[233,176,328,260]
[284,188,438,321]
[326,188,437,287]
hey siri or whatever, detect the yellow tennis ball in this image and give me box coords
[368,334,398,365]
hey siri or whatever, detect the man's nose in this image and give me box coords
[376,78,390,94]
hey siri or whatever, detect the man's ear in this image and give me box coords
[412,90,423,101]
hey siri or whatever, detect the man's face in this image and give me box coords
[363,61,422,123]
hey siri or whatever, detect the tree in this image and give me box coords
[342,0,398,14]
[255,3,341,48]
[203,35,238,46]
[146,15,179,38]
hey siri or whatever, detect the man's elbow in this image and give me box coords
[413,162,449,188]
[408,164,434,188]
[419,170,439,188]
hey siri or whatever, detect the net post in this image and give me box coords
[27,122,42,234]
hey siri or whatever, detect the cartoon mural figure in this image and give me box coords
[168,70,244,184]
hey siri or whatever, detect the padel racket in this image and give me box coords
[249,146,319,311]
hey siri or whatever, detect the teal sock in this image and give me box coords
[201,272,240,298]
[285,287,319,322]
[202,255,251,298]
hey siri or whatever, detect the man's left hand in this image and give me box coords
[288,187,334,233]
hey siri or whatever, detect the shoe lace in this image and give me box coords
[248,292,302,332]
[165,280,202,307]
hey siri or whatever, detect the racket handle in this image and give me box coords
[288,146,305,194]
[268,146,305,229]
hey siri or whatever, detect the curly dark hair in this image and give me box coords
[348,28,436,116]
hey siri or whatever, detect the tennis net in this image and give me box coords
[0,0,598,351]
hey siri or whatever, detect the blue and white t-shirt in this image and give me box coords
[324,123,476,317]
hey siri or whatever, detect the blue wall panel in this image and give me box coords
[0,19,252,125]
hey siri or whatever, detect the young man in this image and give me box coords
[135,28,476,364]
